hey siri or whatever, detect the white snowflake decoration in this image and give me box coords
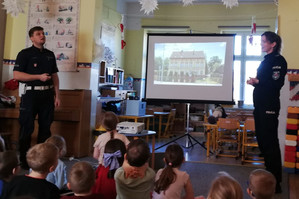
[2,0,26,17]
[222,0,239,9]
[139,0,158,15]
[182,0,194,7]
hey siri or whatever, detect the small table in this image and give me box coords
[154,112,170,139]
[122,130,156,168]
[203,123,218,157]
[118,115,154,130]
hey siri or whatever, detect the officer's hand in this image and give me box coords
[39,73,51,82]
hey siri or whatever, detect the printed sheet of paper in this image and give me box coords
[27,0,80,71]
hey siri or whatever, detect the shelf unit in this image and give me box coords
[99,61,124,85]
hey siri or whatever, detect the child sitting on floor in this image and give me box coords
[0,151,20,196]
[247,169,276,199]
[92,139,126,199]
[114,139,155,199]
[61,162,103,199]
[93,111,130,165]
[45,135,68,190]
[1,143,60,199]
[205,172,243,199]
[152,144,195,199]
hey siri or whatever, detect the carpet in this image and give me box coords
[182,162,287,199]
[153,153,288,199]
[63,154,288,199]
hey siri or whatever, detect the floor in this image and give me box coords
[151,131,299,199]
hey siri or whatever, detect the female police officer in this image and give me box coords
[247,31,287,193]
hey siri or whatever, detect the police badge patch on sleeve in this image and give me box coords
[272,71,280,80]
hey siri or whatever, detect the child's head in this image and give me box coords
[104,139,126,178]
[45,135,67,158]
[247,169,276,199]
[154,144,184,194]
[67,161,95,195]
[207,172,243,199]
[164,144,184,167]
[102,111,119,132]
[126,139,150,167]
[0,151,20,180]
[26,143,59,174]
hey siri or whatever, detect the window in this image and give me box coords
[233,33,264,105]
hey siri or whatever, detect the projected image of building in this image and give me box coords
[155,50,207,83]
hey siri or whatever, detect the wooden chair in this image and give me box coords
[241,117,264,164]
[161,109,176,137]
[146,107,164,131]
[215,118,241,159]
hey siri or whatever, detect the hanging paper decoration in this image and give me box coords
[2,0,26,17]
[249,16,256,45]
[182,0,194,7]
[221,0,239,9]
[120,15,126,49]
[139,0,158,15]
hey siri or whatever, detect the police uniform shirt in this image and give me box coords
[253,51,287,111]
[13,45,58,86]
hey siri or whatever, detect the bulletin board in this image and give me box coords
[27,0,80,71]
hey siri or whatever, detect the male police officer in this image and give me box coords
[13,26,60,169]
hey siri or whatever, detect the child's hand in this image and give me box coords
[122,160,148,179]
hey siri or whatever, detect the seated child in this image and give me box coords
[92,139,126,199]
[114,139,155,199]
[61,161,103,199]
[0,151,20,196]
[45,135,67,190]
[93,111,130,165]
[247,169,276,199]
[1,143,60,199]
[206,172,243,199]
[152,144,194,199]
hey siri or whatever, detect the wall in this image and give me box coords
[124,3,277,78]
[2,1,97,89]
[0,0,6,85]
[277,0,299,165]
[278,0,299,70]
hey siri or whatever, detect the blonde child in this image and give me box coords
[206,172,243,199]
[0,151,20,196]
[247,169,276,199]
[153,144,194,199]
[114,139,155,199]
[93,111,130,165]
[1,143,60,199]
[45,135,67,190]
[92,139,126,199]
[61,162,103,199]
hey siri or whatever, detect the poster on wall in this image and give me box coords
[27,0,80,72]
[101,22,116,66]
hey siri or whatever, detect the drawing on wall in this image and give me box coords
[101,23,116,65]
[27,0,80,72]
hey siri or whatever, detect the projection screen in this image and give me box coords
[145,33,235,104]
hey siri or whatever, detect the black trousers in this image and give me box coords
[18,89,54,164]
[254,107,282,184]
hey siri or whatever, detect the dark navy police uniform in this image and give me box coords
[13,45,58,166]
[253,51,287,187]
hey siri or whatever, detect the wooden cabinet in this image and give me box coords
[99,61,124,85]
[0,89,91,157]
